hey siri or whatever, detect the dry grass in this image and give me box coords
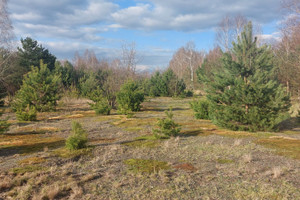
[14,126,59,134]
[45,184,61,200]
[243,153,253,163]
[0,97,300,200]
[0,176,13,192]
[272,166,283,179]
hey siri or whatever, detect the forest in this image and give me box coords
[0,0,300,199]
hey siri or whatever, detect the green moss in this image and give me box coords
[121,135,168,148]
[124,159,170,173]
[12,165,44,174]
[0,134,65,154]
[18,157,46,165]
[52,147,93,158]
[255,137,300,159]
[216,158,234,164]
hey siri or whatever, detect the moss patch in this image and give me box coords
[124,159,170,173]
[89,138,116,145]
[112,117,156,128]
[121,135,167,148]
[0,134,65,154]
[18,157,46,165]
[255,137,300,159]
[52,147,93,158]
[216,158,234,164]
[11,165,44,175]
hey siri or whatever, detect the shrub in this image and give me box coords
[15,105,37,121]
[87,88,111,115]
[147,69,186,97]
[90,99,111,115]
[297,110,300,123]
[65,84,80,99]
[117,80,144,114]
[0,109,10,134]
[153,108,181,138]
[190,99,210,119]
[65,121,88,150]
[12,60,61,114]
[79,72,98,97]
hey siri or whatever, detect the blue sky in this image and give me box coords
[8,0,282,70]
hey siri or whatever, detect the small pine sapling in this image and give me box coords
[153,108,181,138]
[66,121,88,150]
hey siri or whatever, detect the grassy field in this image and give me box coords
[0,97,300,199]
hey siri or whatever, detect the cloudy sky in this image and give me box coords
[8,0,282,70]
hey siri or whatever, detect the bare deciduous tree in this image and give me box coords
[0,0,15,98]
[121,42,140,78]
[169,41,204,90]
[0,0,14,49]
[274,0,300,96]
[215,15,261,51]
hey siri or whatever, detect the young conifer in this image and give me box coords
[206,22,290,131]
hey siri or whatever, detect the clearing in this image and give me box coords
[0,97,299,199]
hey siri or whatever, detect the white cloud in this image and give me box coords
[111,0,281,31]
[8,0,283,67]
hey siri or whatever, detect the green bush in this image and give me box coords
[90,99,111,115]
[147,69,186,97]
[297,110,300,123]
[0,109,10,134]
[117,80,144,114]
[16,105,37,121]
[65,121,88,150]
[190,99,210,119]
[153,109,181,138]
[87,88,111,115]
[12,60,61,114]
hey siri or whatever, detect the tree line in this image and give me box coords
[1,0,299,133]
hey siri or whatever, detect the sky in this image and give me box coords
[7,0,283,70]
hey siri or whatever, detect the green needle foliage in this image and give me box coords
[12,60,61,120]
[153,108,181,138]
[205,22,290,132]
[117,80,145,114]
[0,108,10,134]
[190,99,211,120]
[66,121,88,150]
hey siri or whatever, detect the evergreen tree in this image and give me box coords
[12,60,61,115]
[54,61,77,88]
[148,69,186,97]
[117,80,145,114]
[18,37,56,71]
[0,107,10,134]
[206,22,290,131]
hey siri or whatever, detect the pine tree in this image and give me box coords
[0,108,10,134]
[206,22,290,131]
[116,80,144,114]
[12,60,61,116]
